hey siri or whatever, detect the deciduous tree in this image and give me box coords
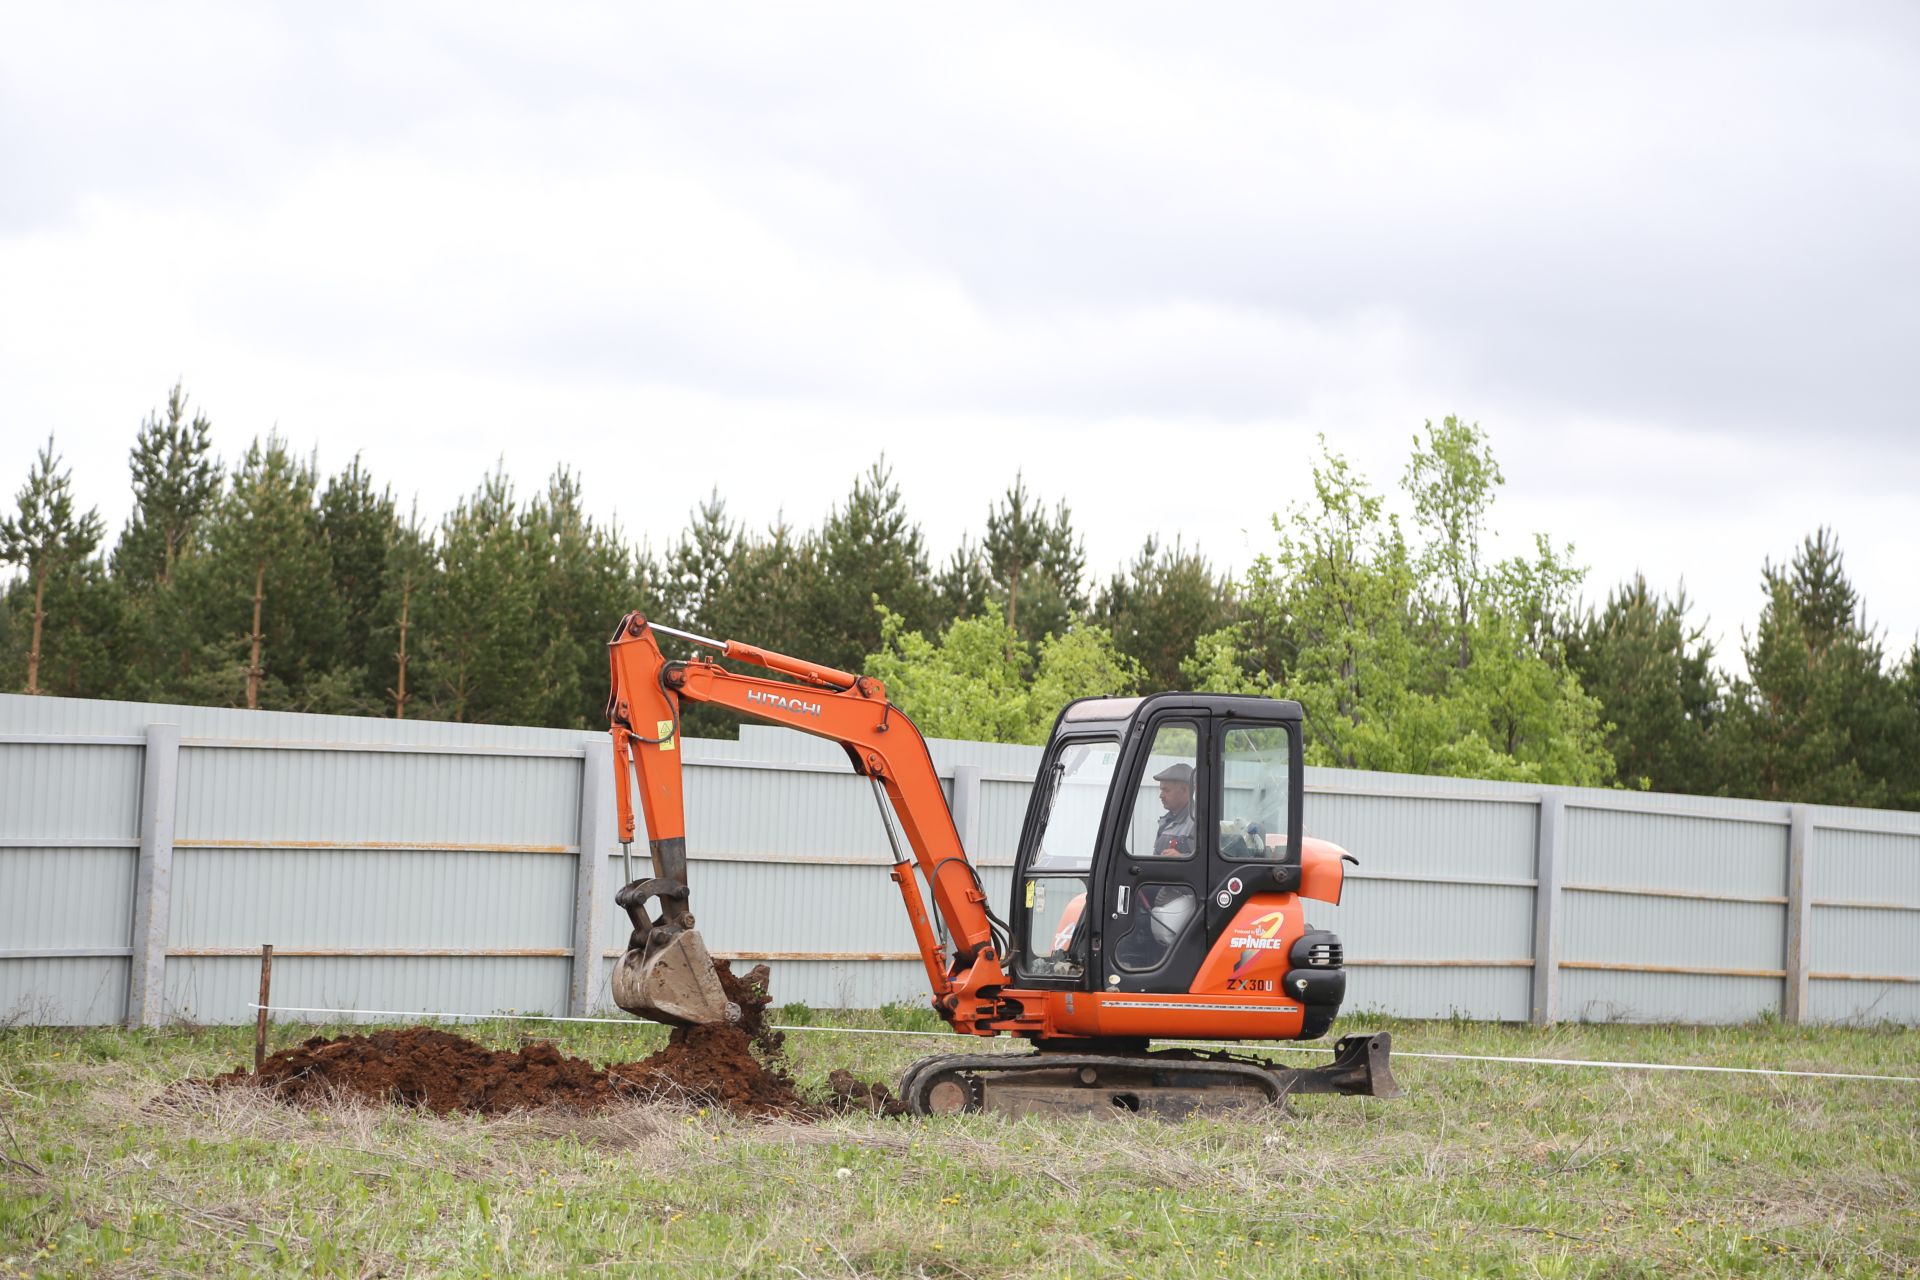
[865,603,1140,744]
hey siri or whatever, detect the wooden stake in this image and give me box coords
[253,944,274,1074]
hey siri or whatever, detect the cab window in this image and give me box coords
[1021,876,1088,979]
[1218,723,1291,859]
[1126,721,1200,860]
[1028,738,1121,871]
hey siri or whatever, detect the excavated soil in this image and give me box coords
[208,961,904,1120]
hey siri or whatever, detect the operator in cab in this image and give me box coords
[1047,762,1200,964]
[1149,762,1196,857]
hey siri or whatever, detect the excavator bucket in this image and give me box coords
[611,927,739,1027]
[611,875,740,1027]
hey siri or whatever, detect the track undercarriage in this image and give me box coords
[898,1032,1400,1118]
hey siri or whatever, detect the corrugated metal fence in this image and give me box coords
[3,693,1916,1027]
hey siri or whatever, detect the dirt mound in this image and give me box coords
[210,959,900,1120]
[826,1068,909,1117]
[214,1027,618,1114]
[607,1024,804,1116]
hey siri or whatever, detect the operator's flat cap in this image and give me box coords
[1153,762,1194,785]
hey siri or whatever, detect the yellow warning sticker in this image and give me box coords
[1024,880,1035,908]
[657,719,676,751]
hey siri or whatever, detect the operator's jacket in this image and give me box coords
[1153,803,1195,858]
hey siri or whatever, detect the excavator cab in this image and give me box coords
[1008,694,1353,1038]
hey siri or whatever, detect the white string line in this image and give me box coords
[243,1004,1920,1085]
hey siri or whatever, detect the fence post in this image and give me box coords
[1783,803,1813,1026]
[1529,789,1565,1027]
[126,723,179,1029]
[571,738,613,1017]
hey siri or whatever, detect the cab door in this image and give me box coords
[1100,712,1215,994]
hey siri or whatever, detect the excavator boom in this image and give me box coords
[605,613,1010,1032]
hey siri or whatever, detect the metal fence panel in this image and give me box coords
[171,848,576,949]
[1312,880,1535,963]
[171,956,573,1025]
[1341,966,1534,1021]
[589,958,936,1014]
[1303,790,1537,881]
[1810,826,1920,905]
[974,780,1032,866]
[1560,970,1782,1024]
[0,741,142,840]
[1564,807,1789,898]
[1807,978,1920,1024]
[4,692,1918,1027]
[0,957,128,1025]
[0,846,138,950]
[177,746,580,848]
[1563,894,1787,972]
[1809,906,1920,979]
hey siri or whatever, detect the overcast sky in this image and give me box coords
[3,4,1916,667]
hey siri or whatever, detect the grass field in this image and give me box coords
[1,1011,1915,1278]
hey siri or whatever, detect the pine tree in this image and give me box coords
[112,383,220,589]
[983,473,1086,649]
[1566,575,1720,793]
[1892,644,1920,810]
[524,467,639,729]
[1718,529,1901,806]
[654,496,829,738]
[371,505,435,719]
[319,456,400,705]
[721,516,816,659]
[661,489,740,638]
[417,467,544,724]
[808,458,936,672]
[934,535,993,625]
[1094,535,1238,690]
[184,437,348,710]
[0,437,107,695]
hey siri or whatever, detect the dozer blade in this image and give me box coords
[1274,1031,1401,1098]
[611,928,741,1028]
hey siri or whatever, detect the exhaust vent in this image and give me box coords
[1290,930,1343,970]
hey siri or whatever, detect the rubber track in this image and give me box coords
[897,1049,1288,1116]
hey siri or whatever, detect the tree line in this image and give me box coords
[4,387,1915,810]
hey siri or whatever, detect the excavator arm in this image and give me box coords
[605,612,1011,1034]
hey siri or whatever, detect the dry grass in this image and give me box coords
[1,1016,1916,1277]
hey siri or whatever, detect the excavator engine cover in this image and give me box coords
[611,927,740,1028]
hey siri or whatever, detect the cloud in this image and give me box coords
[0,2,1915,663]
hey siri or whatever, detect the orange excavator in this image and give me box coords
[605,613,1398,1116]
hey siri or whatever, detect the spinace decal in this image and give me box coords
[1228,909,1289,975]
